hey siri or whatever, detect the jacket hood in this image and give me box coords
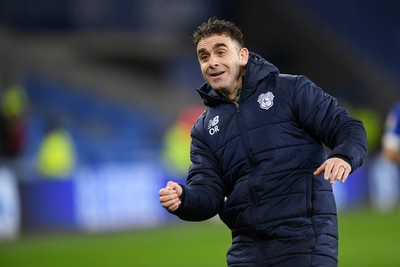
[196,52,279,106]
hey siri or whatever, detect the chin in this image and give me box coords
[210,83,225,91]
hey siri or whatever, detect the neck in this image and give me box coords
[222,69,245,103]
[219,87,242,103]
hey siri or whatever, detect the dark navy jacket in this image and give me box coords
[173,53,367,266]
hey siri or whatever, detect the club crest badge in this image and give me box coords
[257,91,275,110]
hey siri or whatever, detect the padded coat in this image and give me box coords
[173,52,367,266]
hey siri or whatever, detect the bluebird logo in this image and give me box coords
[257,92,275,110]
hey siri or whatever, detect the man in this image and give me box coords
[382,103,400,164]
[159,17,367,266]
[369,103,400,211]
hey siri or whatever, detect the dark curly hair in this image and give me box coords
[192,17,244,48]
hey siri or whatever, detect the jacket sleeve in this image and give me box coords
[171,124,225,221]
[292,75,368,171]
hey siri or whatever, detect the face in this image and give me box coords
[196,34,249,94]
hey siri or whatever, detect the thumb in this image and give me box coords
[166,181,177,190]
[166,181,183,197]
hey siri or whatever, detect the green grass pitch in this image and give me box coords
[0,209,399,267]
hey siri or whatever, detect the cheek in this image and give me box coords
[200,64,208,75]
[231,62,241,76]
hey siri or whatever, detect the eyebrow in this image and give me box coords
[197,43,228,55]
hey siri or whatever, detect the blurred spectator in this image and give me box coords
[0,72,26,241]
[0,72,29,186]
[369,103,400,211]
[382,103,400,164]
[35,117,77,179]
[162,105,204,178]
[350,106,383,156]
[0,73,28,161]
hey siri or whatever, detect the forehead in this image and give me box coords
[196,34,238,53]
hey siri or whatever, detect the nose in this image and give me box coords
[209,55,219,67]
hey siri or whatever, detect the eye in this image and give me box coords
[217,50,225,56]
[199,54,209,62]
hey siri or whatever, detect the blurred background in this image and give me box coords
[0,0,399,266]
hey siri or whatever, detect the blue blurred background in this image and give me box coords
[0,0,399,238]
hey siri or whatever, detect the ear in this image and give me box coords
[239,47,249,66]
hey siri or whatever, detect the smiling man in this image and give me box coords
[196,34,248,102]
[159,17,367,267]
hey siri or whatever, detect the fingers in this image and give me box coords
[159,181,182,212]
[159,188,181,211]
[340,167,350,183]
[167,181,183,197]
[313,165,324,177]
[314,158,352,185]
[329,164,350,184]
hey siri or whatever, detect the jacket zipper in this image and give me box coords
[234,102,259,229]
[235,102,257,167]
